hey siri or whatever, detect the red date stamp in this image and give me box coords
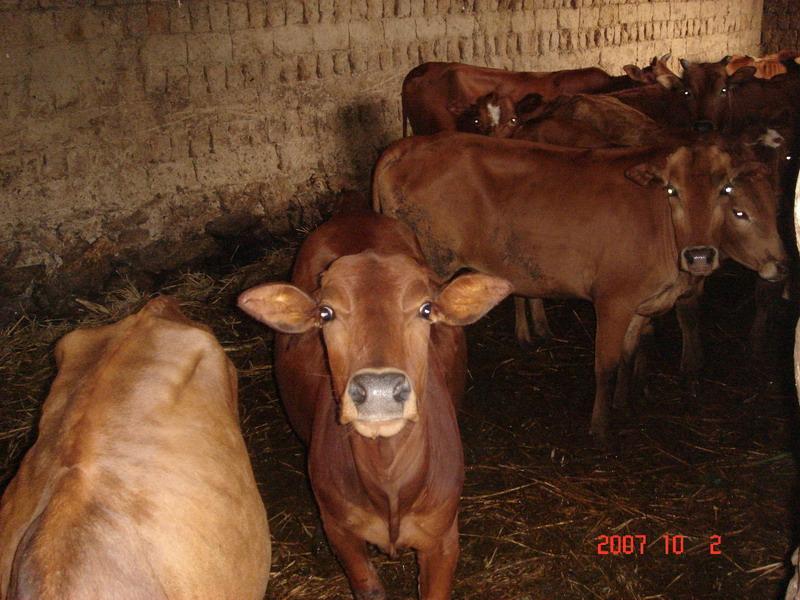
[596,534,723,555]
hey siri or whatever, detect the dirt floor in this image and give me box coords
[1,245,798,600]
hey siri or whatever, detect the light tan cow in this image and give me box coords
[0,296,270,600]
[786,173,800,600]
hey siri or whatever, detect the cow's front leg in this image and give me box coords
[591,301,635,446]
[675,293,704,380]
[321,517,385,600]
[417,519,459,600]
[613,314,649,410]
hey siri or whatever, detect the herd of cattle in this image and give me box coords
[1,50,800,599]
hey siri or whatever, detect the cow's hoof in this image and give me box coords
[589,427,618,454]
[311,525,331,558]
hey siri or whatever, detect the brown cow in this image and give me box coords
[0,297,270,600]
[680,56,800,135]
[401,60,658,136]
[456,91,519,137]
[512,94,668,147]
[726,51,800,80]
[238,213,511,599]
[511,121,791,348]
[374,134,787,443]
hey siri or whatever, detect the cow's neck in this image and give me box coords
[348,388,433,553]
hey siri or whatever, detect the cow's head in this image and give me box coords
[624,54,683,91]
[239,253,511,438]
[714,148,789,282]
[679,57,757,132]
[739,111,800,201]
[457,92,519,138]
[626,145,748,276]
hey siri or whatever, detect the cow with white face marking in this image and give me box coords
[456,91,519,138]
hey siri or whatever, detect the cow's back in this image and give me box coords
[374,134,677,303]
[0,297,270,600]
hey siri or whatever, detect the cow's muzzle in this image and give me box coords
[758,260,789,283]
[681,246,719,276]
[341,369,418,438]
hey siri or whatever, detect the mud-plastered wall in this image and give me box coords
[0,0,763,311]
[762,0,798,52]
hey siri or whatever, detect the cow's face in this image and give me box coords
[716,156,788,282]
[627,145,742,276]
[458,92,518,138]
[680,58,757,131]
[239,253,511,439]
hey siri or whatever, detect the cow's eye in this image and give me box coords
[732,208,749,220]
[419,302,433,320]
[786,154,793,161]
[683,89,692,97]
[473,118,480,125]
[720,87,728,95]
[510,117,518,124]
[721,184,734,195]
[666,185,678,197]
[319,306,335,322]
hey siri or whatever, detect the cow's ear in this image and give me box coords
[238,283,317,333]
[625,163,664,187]
[679,58,691,72]
[622,64,643,80]
[432,273,513,326]
[728,66,756,86]
[720,55,732,66]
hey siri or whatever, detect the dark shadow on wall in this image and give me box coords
[335,99,398,197]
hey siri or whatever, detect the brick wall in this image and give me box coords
[0,0,764,312]
[762,0,797,52]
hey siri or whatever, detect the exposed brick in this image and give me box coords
[0,0,770,306]
[141,34,188,67]
[169,3,192,33]
[187,32,233,63]
[286,0,304,24]
[232,29,274,60]
[189,1,211,32]
[146,4,170,35]
[228,2,250,29]
[209,3,230,31]
[248,0,267,27]
[348,19,384,47]
[385,18,416,44]
[312,23,349,50]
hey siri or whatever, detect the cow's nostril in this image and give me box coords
[393,377,411,403]
[683,247,716,266]
[349,381,367,405]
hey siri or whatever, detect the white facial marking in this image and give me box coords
[487,102,501,127]
[759,128,784,148]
